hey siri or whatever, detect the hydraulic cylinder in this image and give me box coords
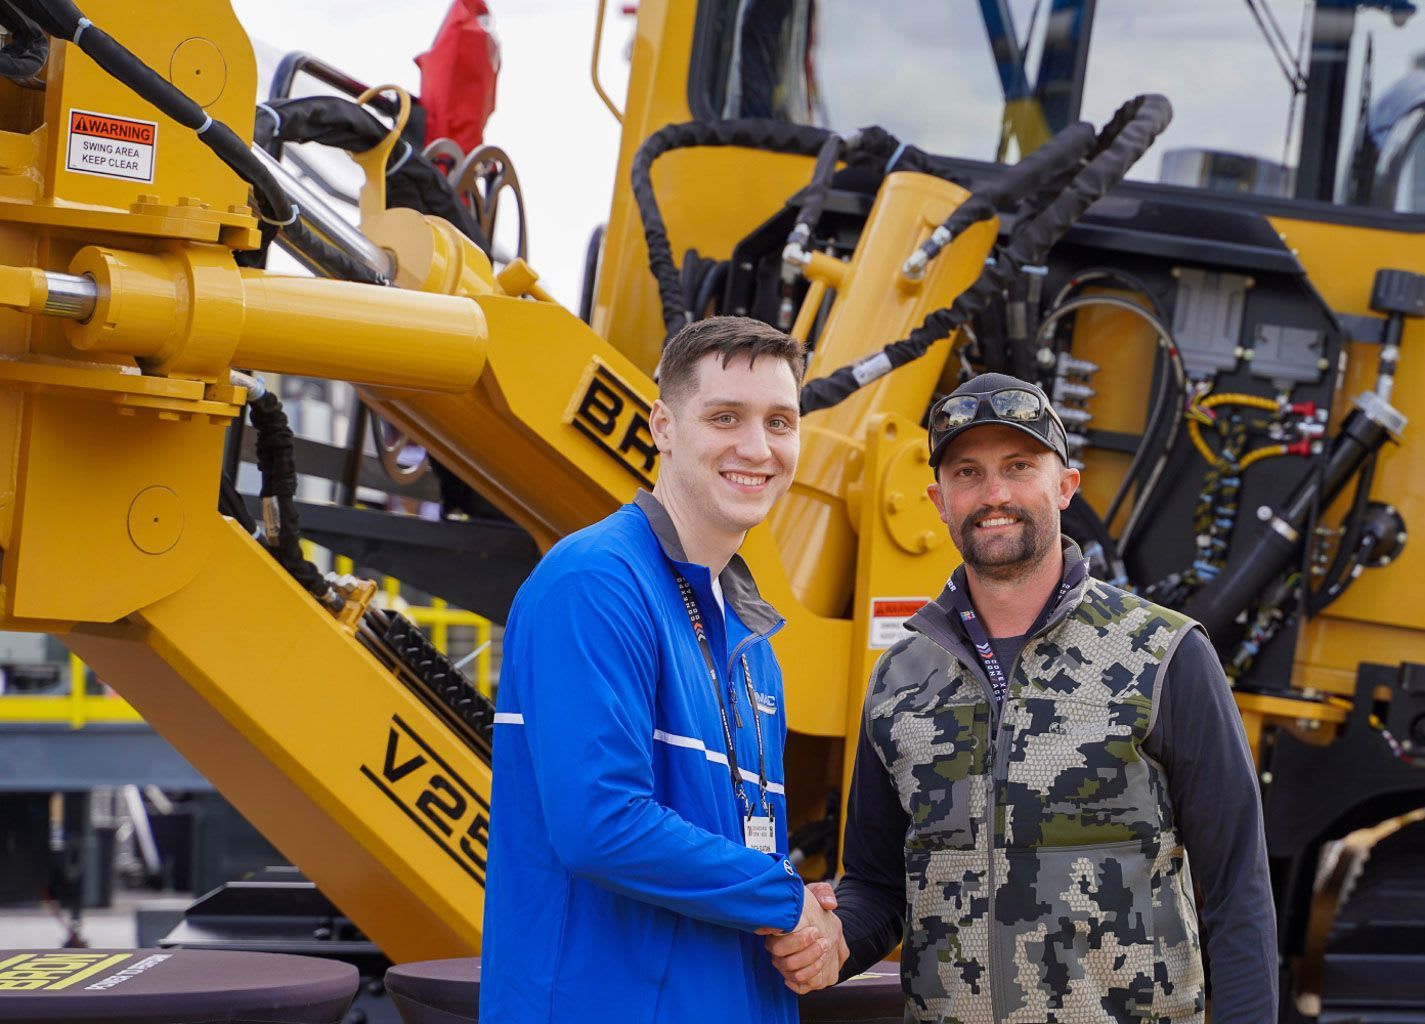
[58,245,485,391]
[769,172,996,616]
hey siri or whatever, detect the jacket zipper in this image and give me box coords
[979,670,1003,1022]
[917,604,1079,1022]
[989,645,1031,1019]
[723,621,784,789]
[726,619,784,677]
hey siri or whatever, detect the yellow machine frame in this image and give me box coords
[0,0,1420,976]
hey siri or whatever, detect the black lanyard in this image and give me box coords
[944,558,1089,709]
[673,572,770,820]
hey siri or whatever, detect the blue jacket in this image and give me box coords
[481,490,804,1024]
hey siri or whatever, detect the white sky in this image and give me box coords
[230,0,629,309]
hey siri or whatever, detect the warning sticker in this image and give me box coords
[66,109,157,183]
[869,597,929,649]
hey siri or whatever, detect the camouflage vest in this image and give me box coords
[869,576,1206,1023]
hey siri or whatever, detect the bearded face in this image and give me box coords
[928,424,1078,583]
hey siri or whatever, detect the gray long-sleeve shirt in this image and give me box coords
[835,597,1278,1023]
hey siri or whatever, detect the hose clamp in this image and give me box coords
[1354,389,1408,440]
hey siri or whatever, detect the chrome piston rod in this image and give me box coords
[3,150,394,326]
[43,272,98,320]
[249,145,395,283]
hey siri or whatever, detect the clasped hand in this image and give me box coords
[757,882,848,995]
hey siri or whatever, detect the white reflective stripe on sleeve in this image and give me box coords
[652,729,786,796]
[493,712,525,725]
[652,728,703,751]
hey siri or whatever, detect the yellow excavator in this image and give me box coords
[0,0,1422,1019]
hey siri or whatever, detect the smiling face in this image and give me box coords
[928,424,1079,582]
[649,351,801,544]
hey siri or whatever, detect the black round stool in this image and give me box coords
[384,958,479,1024]
[383,957,904,1024]
[0,949,357,1024]
[799,960,903,1023]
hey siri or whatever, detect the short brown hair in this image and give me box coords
[655,316,806,406]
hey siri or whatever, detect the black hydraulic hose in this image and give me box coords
[786,132,844,252]
[578,224,605,324]
[252,96,489,252]
[908,121,1098,274]
[1050,266,1169,321]
[1306,451,1377,616]
[218,474,257,536]
[692,259,728,321]
[632,120,864,337]
[1030,292,1186,541]
[630,119,942,338]
[1108,335,1173,531]
[800,94,1174,416]
[0,0,47,80]
[1184,404,1393,638]
[14,0,383,285]
[248,391,335,603]
[1007,94,1174,264]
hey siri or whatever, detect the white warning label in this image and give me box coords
[869,597,929,649]
[66,108,157,183]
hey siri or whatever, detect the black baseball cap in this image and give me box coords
[927,372,1069,469]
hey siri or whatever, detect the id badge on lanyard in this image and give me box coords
[674,573,776,853]
[743,815,776,854]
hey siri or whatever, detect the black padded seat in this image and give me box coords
[384,958,479,1024]
[383,957,905,1024]
[798,961,903,1023]
[0,949,357,1024]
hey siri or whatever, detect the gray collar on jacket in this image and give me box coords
[633,489,783,636]
[908,536,1092,663]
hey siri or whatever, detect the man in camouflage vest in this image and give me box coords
[764,373,1277,1022]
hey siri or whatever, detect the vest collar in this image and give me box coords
[911,536,1092,645]
[632,489,783,636]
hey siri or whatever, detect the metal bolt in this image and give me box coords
[886,491,904,514]
[1257,505,1272,522]
[917,530,936,552]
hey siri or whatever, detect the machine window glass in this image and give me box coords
[1389,123,1425,211]
[1081,0,1425,208]
[692,0,1425,211]
[1080,0,1309,196]
[692,0,1049,161]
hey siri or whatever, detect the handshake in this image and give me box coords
[757,882,848,995]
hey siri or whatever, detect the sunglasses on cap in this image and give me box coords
[930,387,1064,433]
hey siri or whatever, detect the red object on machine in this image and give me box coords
[415,0,500,152]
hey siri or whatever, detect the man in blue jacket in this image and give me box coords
[482,316,846,1023]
